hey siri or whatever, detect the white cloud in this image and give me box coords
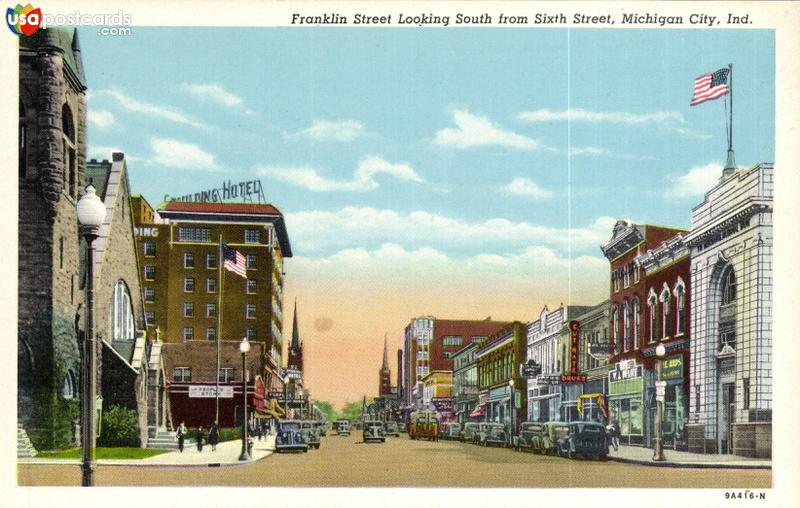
[88,110,114,128]
[518,108,685,125]
[150,138,219,171]
[258,156,424,192]
[671,126,713,140]
[434,110,541,150]
[295,119,367,141]
[569,146,655,160]
[670,162,724,197]
[182,83,254,115]
[500,177,553,199]
[285,206,617,254]
[100,89,205,129]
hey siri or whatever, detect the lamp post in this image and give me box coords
[508,379,515,436]
[238,337,251,461]
[76,184,106,487]
[283,375,290,420]
[653,343,667,462]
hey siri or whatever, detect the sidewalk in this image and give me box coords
[19,435,275,468]
[607,444,771,469]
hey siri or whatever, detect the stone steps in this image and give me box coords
[17,424,38,458]
[147,426,195,449]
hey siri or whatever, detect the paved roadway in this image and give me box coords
[18,433,771,487]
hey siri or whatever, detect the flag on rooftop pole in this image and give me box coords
[223,245,247,278]
[690,68,730,106]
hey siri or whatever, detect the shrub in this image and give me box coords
[97,405,139,447]
[218,427,242,442]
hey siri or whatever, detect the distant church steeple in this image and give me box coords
[379,333,392,396]
[288,299,303,372]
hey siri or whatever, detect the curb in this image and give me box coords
[17,450,274,469]
[607,456,772,470]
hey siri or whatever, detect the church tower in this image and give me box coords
[378,335,392,396]
[287,299,303,372]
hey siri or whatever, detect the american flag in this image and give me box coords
[222,245,247,278]
[691,68,730,106]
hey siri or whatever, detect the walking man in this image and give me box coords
[208,421,220,451]
[176,421,187,453]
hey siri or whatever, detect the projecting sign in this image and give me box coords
[569,320,580,375]
[520,359,542,379]
[189,385,234,398]
[282,368,303,381]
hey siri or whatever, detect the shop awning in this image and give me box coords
[528,393,560,402]
[469,402,487,418]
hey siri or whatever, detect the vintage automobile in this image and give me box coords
[398,422,407,433]
[335,419,351,436]
[557,421,608,460]
[362,420,386,443]
[459,422,480,442]
[441,422,461,440]
[512,422,546,453]
[300,421,321,449]
[469,423,493,444]
[541,421,570,455]
[383,421,400,437]
[475,423,509,447]
[313,420,329,437]
[275,420,308,453]
[409,411,439,441]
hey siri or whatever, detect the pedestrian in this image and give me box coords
[176,421,187,453]
[608,420,620,451]
[208,421,220,451]
[256,423,263,441]
[195,426,205,452]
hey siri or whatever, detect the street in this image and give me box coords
[18,433,771,488]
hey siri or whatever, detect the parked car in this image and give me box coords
[469,423,493,444]
[441,423,461,440]
[335,419,351,436]
[459,422,480,442]
[275,420,308,453]
[362,420,386,443]
[313,420,329,436]
[398,422,407,433]
[475,423,508,447]
[541,421,570,455]
[384,421,400,437]
[557,421,608,460]
[301,421,321,449]
[513,422,545,453]
[409,411,439,441]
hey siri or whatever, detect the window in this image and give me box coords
[144,311,154,325]
[674,281,687,335]
[173,367,191,382]
[613,270,620,292]
[183,302,194,318]
[632,296,640,347]
[62,103,76,197]
[246,279,257,294]
[660,286,671,338]
[218,367,235,383]
[207,277,216,293]
[112,281,135,341]
[721,267,736,305]
[143,241,156,257]
[622,301,631,352]
[207,253,217,269]
[144,287,155,302]
[611,306,620,354]
[246,253,257,269]
[244,229,261,244]
[648,291,659,342]
[246,303,256,319]
[184,277,195,292]
[184,252,195,268]
[633,262,640,283]
[471,335,487,343]
[743,378,750,409]
[622,265,630,287]
[60,369,77,399]
[177,227,211,242]
[206,327,217,341]
[59,237,64,269]
[182,327,194,341]
[206,303,217,318]
[246,328,257,341]
[442,335,463,346]
[144,265,156,280]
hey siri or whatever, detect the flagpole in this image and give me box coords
[724,63,736,174]
[216,234,222,424]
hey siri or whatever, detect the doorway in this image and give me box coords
[719,382,735,454]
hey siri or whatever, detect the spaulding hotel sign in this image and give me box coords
[164,179,266,204]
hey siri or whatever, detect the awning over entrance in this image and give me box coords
[256,399,285,419]
[469,402,487,418]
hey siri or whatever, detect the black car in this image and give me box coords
[362,420,386,443]
[275,420,308,453]
[557,421,608,460]
[384,421,400,437]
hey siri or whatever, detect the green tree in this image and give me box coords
[340,398,373,421]
[313,400,339,422]
[97,405,139,447]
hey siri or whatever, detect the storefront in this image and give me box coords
[487,386,511,425]
[646,354,687,449]
[527,384,560,422]
[608,359,644,446]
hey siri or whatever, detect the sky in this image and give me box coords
[79,27,774,407]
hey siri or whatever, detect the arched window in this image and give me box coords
[632,296,641,347]
[60,369,77,399]
[660,285,671,338]
[622,300,630,351]
[111,280,135,341]
[721,267,736,305]
[648,290,658,342]
[622,265,630,287]
[62,103,76,198]
[719,266,737,350]
[674,279,687,335]
[611,305,620,354]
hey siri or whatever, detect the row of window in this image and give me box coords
[181,326,259,341]
[143,254,259,280]
[183,303,257,319]
[611,261,640,292]
[172,366,237,383]
[142,277,259,301]
[442,335,463,346]
[175,227,262,244]
[479,351,514,388]
[611,279,687,353]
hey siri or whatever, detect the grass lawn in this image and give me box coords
[36,447,169,460]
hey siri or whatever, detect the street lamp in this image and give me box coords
[508,379,515,436]
[653,343,667,462]
[76,184,106,487]
[283,375,290,420]
[238,337,251,461]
